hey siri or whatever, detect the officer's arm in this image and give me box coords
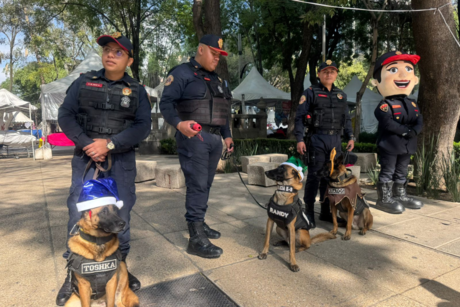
[343,93,354,140]
[110,86,152,148]
[58,75,94,148]
[374,103,409,135]
[294,90,312,143]
[412,112,423,135]
[159,69,186,128]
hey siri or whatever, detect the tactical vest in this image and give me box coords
[310,85,348,134]
[76,71,139,151]
[324,181,369,216]
[175,63,231,126]
[67,249,122,300]
[267,197,312,230]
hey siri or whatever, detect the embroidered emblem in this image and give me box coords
[122,87,132,96]
[86,82,103,88]
[111,32,122,39]
[326,59,332,65]
[81,259,117,274]
[328,188,345,195]
[396,51,402,55]
[92,76,98,79]
[218,77,223,83]
[121,96,130,108]
[396,117,400,119]
[299,95,306,105]
[380,104,389,112]
[165,75,174,86]
[337,93,343,100]
[218,38,223,49]
[412,102,417,107]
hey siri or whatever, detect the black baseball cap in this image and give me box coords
[97,32,134,57]
[199,34,228,56]
[373,51,420,76]
[318,60,338,72]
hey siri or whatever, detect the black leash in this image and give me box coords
[221,145,267,210]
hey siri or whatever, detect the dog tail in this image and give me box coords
[311,232,337,244]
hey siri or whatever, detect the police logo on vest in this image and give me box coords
[218,85,223,93]
[121,96,130,108]
[328,188,345,195]
[81,259,117,274]
[269,207,289,218]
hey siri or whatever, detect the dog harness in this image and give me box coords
[267,196,312,230]
[324,181,369,215]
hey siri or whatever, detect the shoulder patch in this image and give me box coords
[299,95,306,105]
[165,75,174,86]
[337,93,343,100]
[380,104,389,112]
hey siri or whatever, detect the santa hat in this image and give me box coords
[281,156,307,181]
[76,178,124,212]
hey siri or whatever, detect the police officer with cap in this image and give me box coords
[372,51,423,214]
[160,34,233,259]
[56,32,151,305]
[294,60,355,228]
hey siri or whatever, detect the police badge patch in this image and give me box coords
[122,87,132,96]
[326,59,332,65]
[218,38,223,49]
[111,32,122,38]
[121,96,130,108]
[165,75,174,86]
[299,95,306,105]
[380,104,389,112]
[337,93,343,100]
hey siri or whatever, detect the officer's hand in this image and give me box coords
[177,120,199,138]
[297,142,307,155]
[224,137,234,153]
[404,129,417,139]
[347,140,355,152]
[83,139,109,159]
[92,152,107,163]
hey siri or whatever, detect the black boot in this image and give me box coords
[393,182,423,209]
[203,222,221,239]
[305,203,316,229]
[127,271,141,292]
[375,181,405,214]
[187,222,223,258]
[56,270,72,306]
[319,199,345,224]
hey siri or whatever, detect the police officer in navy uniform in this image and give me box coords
[56,33,151,305]
[295,60,355,228]
[372,51,423,214]
[160,35,233,259]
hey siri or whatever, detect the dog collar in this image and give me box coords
[277,185,298,193]
[79,228,116,245]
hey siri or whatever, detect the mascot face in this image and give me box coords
[372,60,419,97]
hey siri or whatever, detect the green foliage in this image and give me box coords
[160,138,177,155]
[367,165,380,186]
[358,132,377,144]
[335,60,370,89]
[414,136,441,198]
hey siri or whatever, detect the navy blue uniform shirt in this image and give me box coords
[159,57,232,139]
[294,82,353,143]
[375,95,423,155]
[58,69,152,149]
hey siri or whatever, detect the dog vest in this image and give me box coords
[323,181,369,215]
[67,249,122,300]
[267,196,312,230]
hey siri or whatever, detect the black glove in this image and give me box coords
[403,129,417,139]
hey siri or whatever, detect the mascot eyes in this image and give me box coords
[388,67,398,74]
[405,66,413,73]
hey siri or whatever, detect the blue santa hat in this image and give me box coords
[76,178,124,212]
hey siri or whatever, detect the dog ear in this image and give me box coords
[292,168,300,180]
[336,154,344,167]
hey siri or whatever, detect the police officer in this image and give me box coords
[372,51,423,214]
[160,34,233,259]
[56,33,151,305]
[295,60,355,228]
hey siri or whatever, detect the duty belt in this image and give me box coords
[200,125,221,135]
[315,129,341,135]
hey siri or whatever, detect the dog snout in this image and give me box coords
[117,220,126,229]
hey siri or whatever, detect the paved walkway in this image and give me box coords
[1,154,460,307]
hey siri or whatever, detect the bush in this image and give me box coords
[160,138,177,155]
[359,132,377,144]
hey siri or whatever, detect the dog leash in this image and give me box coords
[82,152,112,183]
[221,147,267,210]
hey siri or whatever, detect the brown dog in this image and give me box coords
[320,154,373,240]
[65,205,139,307]
[258,164,336,272]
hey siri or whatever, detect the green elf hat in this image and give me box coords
[281,156,307,181]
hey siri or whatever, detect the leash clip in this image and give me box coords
[69,224,79,236]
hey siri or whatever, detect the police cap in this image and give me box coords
[318,60,338,72]
[199,34,228,56]
[373,51,420,76]
[97,32,134,57]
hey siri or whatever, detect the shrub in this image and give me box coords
[358,132,377,144]
[160,138,177,155]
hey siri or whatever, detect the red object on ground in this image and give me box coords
[191,123,202,131]
[47,133,75,146]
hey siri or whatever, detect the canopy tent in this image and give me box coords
[232,67,291,103]
[41,52,157,122]
[343,76,383,133]
[4,111,33,123]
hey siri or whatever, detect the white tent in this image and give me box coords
[232,67,291,102]
[4,111,33,123]
[343,76,383,133]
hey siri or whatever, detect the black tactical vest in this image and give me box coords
[76,71,139,149]
[176,63,231,126]
[336,195,370,216]
[310,84,348,134]
[267,197,312,230]
[67,249,122,300]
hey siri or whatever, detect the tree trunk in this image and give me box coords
[287,21,314,138]
[411,0,460,163]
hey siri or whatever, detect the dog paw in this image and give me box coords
[330,230,337,236]
[342,234,351,240]
[258,253,267,260]
[290,264,300,272]
[359,230,367,236]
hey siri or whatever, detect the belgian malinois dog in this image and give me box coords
[319,153,373,241]
[65,205,139,307]
[258,164,336,272]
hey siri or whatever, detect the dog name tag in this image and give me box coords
[328,188,345,195]
[81,259,117,274]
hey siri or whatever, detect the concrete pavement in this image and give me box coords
[1,153,460,307]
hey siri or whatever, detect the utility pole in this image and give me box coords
[238,33,242,84]
[322,15,326,62]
